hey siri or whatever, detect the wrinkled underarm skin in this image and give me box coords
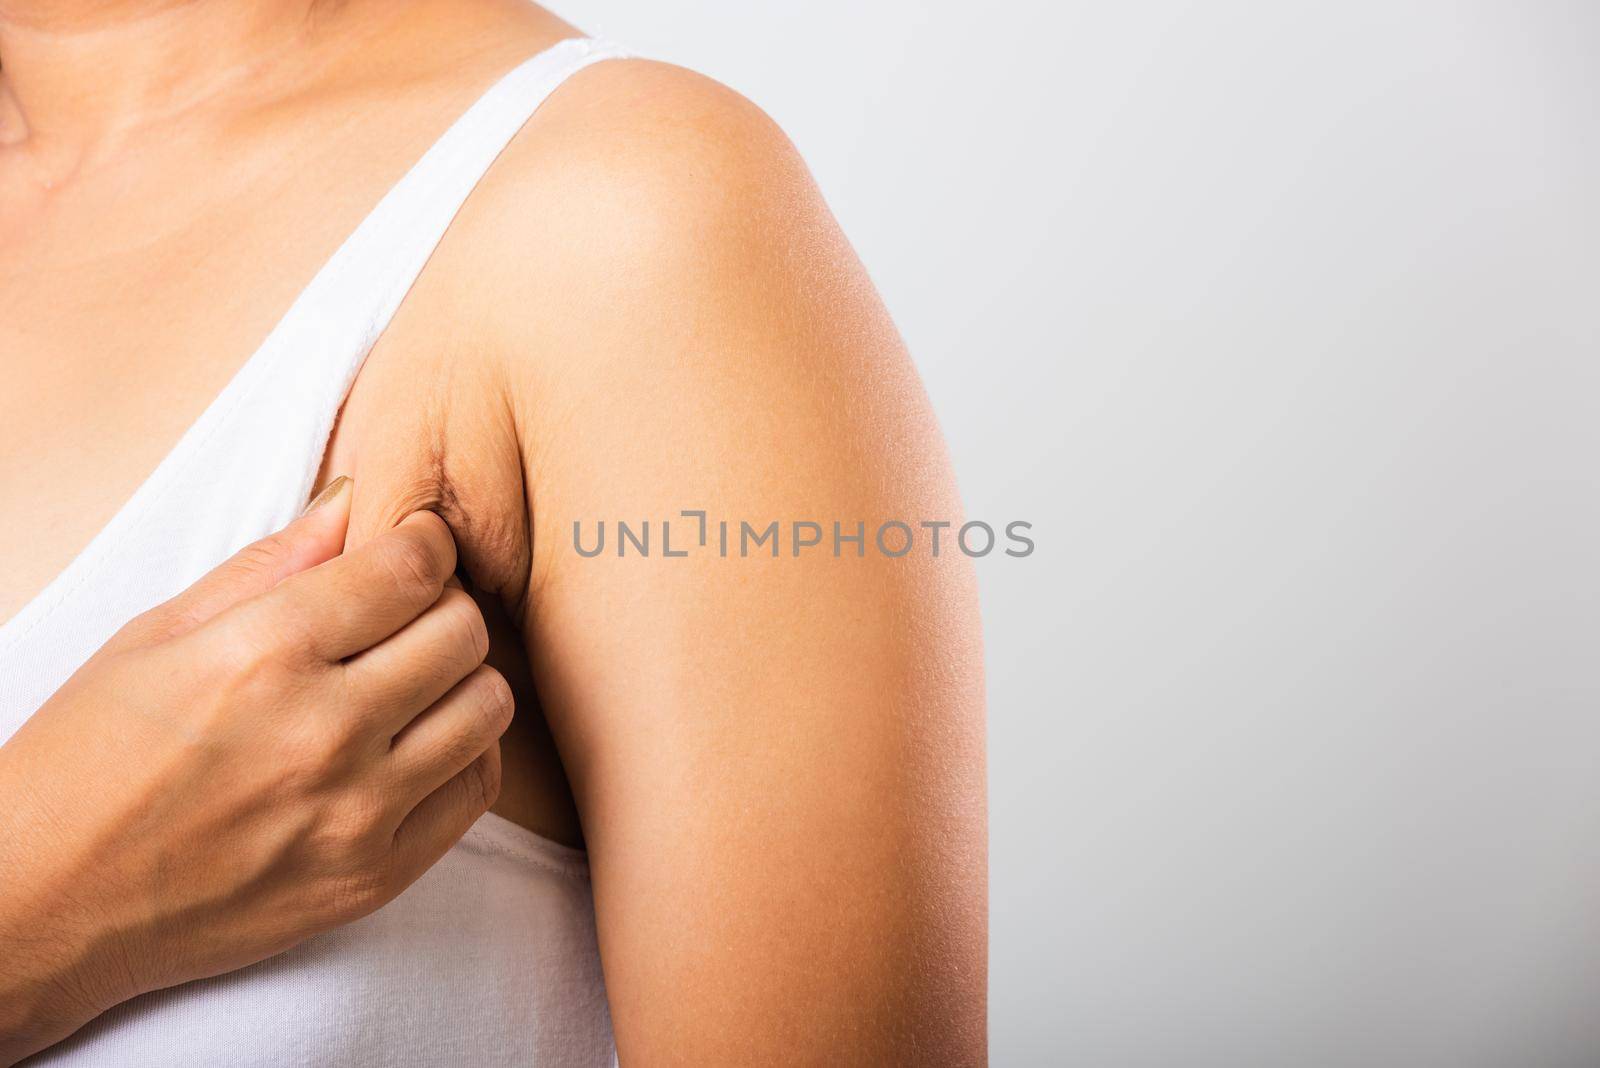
[316,355,582,849]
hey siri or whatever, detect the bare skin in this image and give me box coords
[0,0,987,1063]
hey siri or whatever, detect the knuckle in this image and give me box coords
[269,601,323,659]
[214,623,281,682]
[440,592,490,667]
[272,676,367,768]
[390,534,438,590]
[473,668,514,734]
[319,800,387,857]
[117,605,167,644]
[320,710,365,760]
[233,538,281,573]
[329,666,378,735]
[215,608,323,688]
[280,717,346,784]
[231,537,292,582]
[471,748,503,811]
[382,529,447,606]
[325,862,391,923]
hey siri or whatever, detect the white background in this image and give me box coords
[554,3,1598,1064]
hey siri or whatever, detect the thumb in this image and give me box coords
[139,476,353,641]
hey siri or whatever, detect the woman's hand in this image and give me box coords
[0,478,512,1063]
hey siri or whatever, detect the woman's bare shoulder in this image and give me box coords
[442,54,833,335]
[432,53,892,434]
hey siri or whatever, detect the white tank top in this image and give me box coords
[0,36,627,1067]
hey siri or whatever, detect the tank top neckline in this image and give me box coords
[0,36,623,654]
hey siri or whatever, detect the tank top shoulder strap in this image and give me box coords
[264,36,630,399]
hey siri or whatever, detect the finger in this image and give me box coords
[390,745,503,884]
[341,587,490,731]
[253,510,459,662]
[137,476,353,642]
[388,665,513,802]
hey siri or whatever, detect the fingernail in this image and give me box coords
[301,475,351,516]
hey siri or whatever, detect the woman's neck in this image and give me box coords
[0,0,323,174]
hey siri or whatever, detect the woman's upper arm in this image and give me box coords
[476,61,986,1063]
